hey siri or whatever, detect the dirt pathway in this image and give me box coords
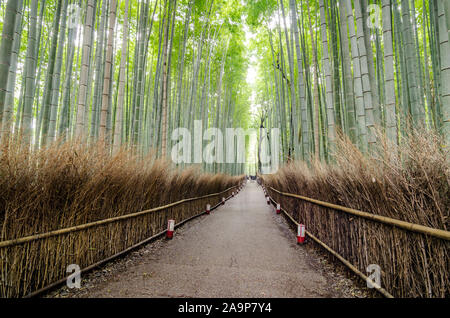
[50,181,366,298]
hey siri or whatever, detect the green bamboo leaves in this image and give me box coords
[250,0,449,164]
[0,0,448,172]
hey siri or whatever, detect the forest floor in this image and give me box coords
[46,182,370,298]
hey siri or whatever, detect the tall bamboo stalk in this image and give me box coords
[75,0,96,138]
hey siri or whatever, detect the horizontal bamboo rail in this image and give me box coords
[267,195,394,298]
[268,187,450,241]
[0,185,238,249]
[24,195,232,298]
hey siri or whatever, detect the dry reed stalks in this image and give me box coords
[0,141,243,297]
[261,130,449,298]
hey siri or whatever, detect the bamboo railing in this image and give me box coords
[0,186,239,249]
[261,181,449,298]
[267,194,394,298]
[268,187,450,241]
[0,184,241,297]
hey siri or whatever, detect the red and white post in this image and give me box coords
[266,195,270,205]
[206,204,211,215]
[276,203,281,214]
[297,224,305,244]
[167,219,175,239]
[222,197,225,205]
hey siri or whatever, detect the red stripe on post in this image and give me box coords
[276,203,281,214]
[297,224,305,244]
[206,204,211,214]
[167,219,175,239]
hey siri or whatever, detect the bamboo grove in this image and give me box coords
[0,0,251,175]
[248,0,450,164]
[0,0,449,170]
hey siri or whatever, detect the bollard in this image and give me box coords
[206,204,211,214]
[266,195,270,205]
[167,219,175,239]
[276,203,281,214]
[232,191,235,197]
[297,224,305,244]
[222,197,225,205]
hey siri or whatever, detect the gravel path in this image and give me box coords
[49,181,367,298]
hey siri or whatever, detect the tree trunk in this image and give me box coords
[99,0,118,145]
[0,0,20,132]
[401,0,425,128]
[161,0,170,158]
[39,0,63,147]
[346,0,368,153]
[339,1,357,144]
[113,0,129,154]
[319,0,336,159]
[382,0,398,152]
[90,0,109,140]
[75,0,96,139]
[307,0,321,161]
[1,0,24,143]
[438,0,450,147]
[21,0,39,145]
[47,0,69,144]
[354,0,376,149]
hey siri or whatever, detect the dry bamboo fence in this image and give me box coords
[267,193,393,298]
[0,185,240,298]
[260,180,449,298]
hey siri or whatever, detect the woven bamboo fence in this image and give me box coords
[0,185,239,298]
[260,179,449,298]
